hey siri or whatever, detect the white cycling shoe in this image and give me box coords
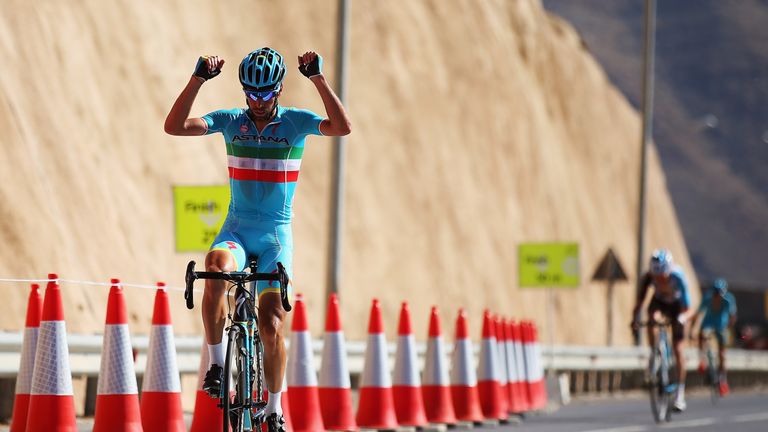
[672,393,687,412]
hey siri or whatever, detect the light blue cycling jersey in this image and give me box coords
[698,292,737,330]
[202,106,323,294]
[202,106,324,223]
[649,265,691,308]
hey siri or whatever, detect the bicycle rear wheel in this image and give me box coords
[223,326,246,432]
[706,349,720,405]
[649,344,670,423]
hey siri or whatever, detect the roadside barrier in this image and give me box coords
[189,341,220,432]
[422,306,457,425]
[449,308,483,424]
[140,284,184,432]
[356,299,398,430]
[504,319,526,414]
[286,294,325,432]
[392,302,427,427]
[477,310,504,421]
[93,280,142,432]
[494,316,510,420]
[9,284,41,432]
[318,293,356,431]
[26,275,77,431]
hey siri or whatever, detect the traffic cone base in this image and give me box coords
[450,386,483,422]
[190,390,223,432]
[140,392,185,432]
[318,387,356,431]
[422,385,457,424]
[392,386,427,426]
[26,395,77,431]
[94,394,142,432]
[477,381,504,419]
[287,386,325,431]
[356,387,398,429]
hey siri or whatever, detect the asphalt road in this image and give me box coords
[2,390,765,431]
[491,390,768,432]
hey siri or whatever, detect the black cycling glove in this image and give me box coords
[193,56,221,81]
[298,55,323,78]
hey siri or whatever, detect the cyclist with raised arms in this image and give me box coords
[631,249,691,412]
[165,48,351,431]
[689,278,737,396]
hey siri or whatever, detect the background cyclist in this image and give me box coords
[631,249,691,412]
[164,48,351,431]
[689,277,737,396]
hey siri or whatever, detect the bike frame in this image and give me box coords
[184,259,291,432]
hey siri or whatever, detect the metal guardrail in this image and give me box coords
[1,332,767,378]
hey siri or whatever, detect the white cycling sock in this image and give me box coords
[265,391,282,416]
[677,383,686,398]
[208,342,225,368]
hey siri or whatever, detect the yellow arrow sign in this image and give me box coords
[173,186,230,252]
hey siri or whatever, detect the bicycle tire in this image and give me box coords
[706,349,719,405]
[649,342,670,423]
[223,326,245,432]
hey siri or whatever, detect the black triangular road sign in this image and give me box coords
[592,248,628,281]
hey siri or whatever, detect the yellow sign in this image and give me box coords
[519,242,580,287]
[173,186,230,252]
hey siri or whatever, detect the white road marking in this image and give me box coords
[581,426,649,432]
[732,412,768,423]
[659,417,717,428]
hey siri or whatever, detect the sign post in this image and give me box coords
[592,248,628,346]
[173,186,230,252]
[518,243,580,370]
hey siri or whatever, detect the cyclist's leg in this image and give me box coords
[715,328,727,374]
[646,299,662,349]
[253,222,293,416]
[204,225,247,364]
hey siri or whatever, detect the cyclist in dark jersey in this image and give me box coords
[631,249,691,412]
[165,48,350,431]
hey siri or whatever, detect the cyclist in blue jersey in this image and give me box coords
[165,47,351,431]
[631,249,691,412]
[689,278,737,396]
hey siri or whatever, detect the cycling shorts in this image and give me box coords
[700,324,727,347]
[647,297,684,342]
[209,214,293,298]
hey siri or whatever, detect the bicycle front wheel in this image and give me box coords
[223,326,245,432]
[648,344,670,423]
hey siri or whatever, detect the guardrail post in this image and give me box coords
[84,376,98,416]
[0,377,15,422]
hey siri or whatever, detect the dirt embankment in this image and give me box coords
[0,0,696,345]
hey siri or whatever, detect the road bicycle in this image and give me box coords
[641,320,677,423]
[700,329,722,404]
[185,258,292,432]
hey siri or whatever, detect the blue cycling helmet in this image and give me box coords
[649,249,673,275]
[712,278,728,295]
[239,47,286,91]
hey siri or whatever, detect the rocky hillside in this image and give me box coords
[0,0,696,345]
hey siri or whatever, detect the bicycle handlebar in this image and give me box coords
[184,260,292,312]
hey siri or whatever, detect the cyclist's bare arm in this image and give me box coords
[298,51,351,137]
[632,273,653,319]
[164,56,225,136]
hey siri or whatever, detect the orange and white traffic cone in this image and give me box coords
[190,340,223,432]
[93,279,142,432]
[26,275,77,432]
[422,306,457,425]
[318,293,356,431]
[511,320,530,412]
[140,283,184,432]
[524,321,547,410]
[392,302,427,427]
[449,308,483,424]
[287,294,325,431]
[10,284,42,432]
[494,316,509,420]
[356,299,398,430]
[477,310,504,421]
[504,319,525,414]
